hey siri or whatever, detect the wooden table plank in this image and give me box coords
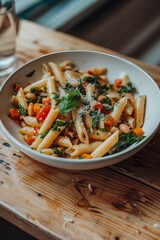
[0,138,160,240]
[0,20,160,240]
[16,20,160,86]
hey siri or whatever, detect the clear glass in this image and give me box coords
[0,0,17,77]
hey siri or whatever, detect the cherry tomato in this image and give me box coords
[88,70,93,75]
[94,103,107,114]
[36,105,51,123]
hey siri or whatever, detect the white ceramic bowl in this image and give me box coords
[0,50,160,170]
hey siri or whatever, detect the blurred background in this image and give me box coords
[1,0,160,239]
[14,0,160,66]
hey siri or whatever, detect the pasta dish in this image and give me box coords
[9,60,146,159]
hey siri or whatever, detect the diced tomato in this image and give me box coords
[14,84,23,92]
[26,133,35,145]
[9,108,20,119]
[88,70,93,75]
[115,79,122,88]
[94,103,107,114]
[104,115,114,126]
[42,98,51,105]
[36,105,51,123]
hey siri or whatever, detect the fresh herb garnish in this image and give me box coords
[119,82,135,94]
[43,86,47,93]
[77,84,85,95]
[90,111,101,128]
[79,155,85,159]
[53,147,65,157]
[53,93,60,101]
[59,90,81,115]
[19,105,27,116]
[97,84,112,94]
[64,83,75,92]
[82,75,99,86]
[28,98,34,103]
[108,132,145,154]
[99,128,108,132]
[40,130,49,138]
[37,95,46,103]
[30,87,38,94]
[52,120,67,131]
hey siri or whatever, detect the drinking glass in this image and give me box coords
[0,0,17,77]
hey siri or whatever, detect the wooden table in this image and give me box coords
[0,20,160,240]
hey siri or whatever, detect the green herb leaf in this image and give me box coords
[77,84,85,95]
[36,95,46,103]
[108,132,145,154]
[63,83,75,92]
[119,82,135,94]
[19,105,27,116]
[79,155,85,159]
[59,90,81,115]
[82,75,99,86]
[40,130,49,138]
[28,98,34,103]
[53,147,65,157]
[43,86,47,93]
[90,111,100,128]
[30,87,38,94]
[52,120,66,131]
[53,93,60,101]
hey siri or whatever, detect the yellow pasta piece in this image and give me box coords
[134,95,146,127]
[69,141,102,157]
[17,87,28,109]
[37,126,66,151]
[111,97,127,126]
[38,107,59,134]
[91,130,119,158]
[49,62,67,88]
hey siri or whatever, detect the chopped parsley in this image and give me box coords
[19,105,27,116]
[53,147,65,157]
[30,87,38,94]
[63,83,75,92]
[119,82,135,94]
[90,111,101,129]
[82,75,99,86]
[43,86,47,93]
[40,130,49,138]
[53,93,60,101]
[52,120,67,131]
[108,132,145,154]
[77,83,85,95]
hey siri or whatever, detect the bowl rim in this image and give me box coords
[0,50,160,164]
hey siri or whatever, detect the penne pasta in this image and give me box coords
[69,141,102,157]
[111,97,127,126]
[23,116,42,128]
[89,130,111,141]
[91,130,119,158]
[24,75,49,93]
[17,88,28,109]
[134,95,146,127]
[48,62,67,88]
[38,107,59,134]
[54,136,72,148]
[37,126,66,151]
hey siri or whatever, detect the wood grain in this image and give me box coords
[0,20,160,240]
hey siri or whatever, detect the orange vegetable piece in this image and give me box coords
[104,115,114,126]
[42,97,51,105]
[26,133,35,145]
[33,103,45,113]
[115,79,122,88]
[9,109,20,119]
[133,127,144,137]
[15,84,23,92]
[81,154,92,159]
